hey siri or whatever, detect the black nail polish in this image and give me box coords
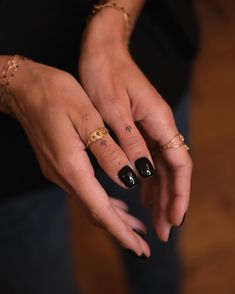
[140,254,148,260]
[133,228,146,238]
[118,166,139,188]
[168,228,173,241]
[125,249,148,260]
[125,249,138,258]
[180,213,186,227]
[135,157,155,178]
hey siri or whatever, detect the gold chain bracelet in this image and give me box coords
[0,55,25,117]
[88,2,131,33]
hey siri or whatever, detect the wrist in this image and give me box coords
[1,57,40,118]
[82,8,129,54]
[0,56,10,113]
[0,55,27,116]
[81,0,145,54]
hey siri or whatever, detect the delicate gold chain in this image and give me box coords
[0,55,25,116]
[88,2,131,32]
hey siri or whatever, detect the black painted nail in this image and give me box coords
[135,157,155,178]
[125,249,138,258]
[118,166,139,188]
[168,228,173,241]
[125,249,148,259]
[140,254,148,260]
[180,213,186,227]
[133,228,146,238]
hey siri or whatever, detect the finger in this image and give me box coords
[160,147,192,225]
[96,92,156,180]
[110,197,129,212]
[115,208,147,234]
[70,106,139,189]
[128,84,191,231]
[56,139,150,257]
[152,156,172,242]
[32,105,149,257]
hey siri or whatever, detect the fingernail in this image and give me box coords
[125,249,148,259]
[133,228,146,238]
[180,213,186,227]
[125,249,138,258]
[140,254,148,260]
[168,227,173,241]
[118,166,139,188]
[135,157,155,178]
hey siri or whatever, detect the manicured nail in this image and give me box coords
[118,166,139,188]
[168,227,173,241]
[125,249,138,258]
[133,228,146,238]
[135,157,155,178]
[125,249,148,259]
[180,213,186,227]
[140,254,148,260]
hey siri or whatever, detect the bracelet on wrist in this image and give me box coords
[88,2,131,33]
[0,55,25,117]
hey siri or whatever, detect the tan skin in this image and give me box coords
[0,0,192,258]
[79,2,192,242]
[0,57,150,257]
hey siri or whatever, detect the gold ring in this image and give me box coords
[160,133,189,151]
[86,127,109,148]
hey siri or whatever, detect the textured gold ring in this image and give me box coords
[160,133,189,151]
[86,127,109,148]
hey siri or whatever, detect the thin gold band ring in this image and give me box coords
[160,133,189,151]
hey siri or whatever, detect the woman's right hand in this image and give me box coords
[3,57,150,257]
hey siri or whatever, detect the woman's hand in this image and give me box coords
[3,57,150,257]
[79,11,193,242]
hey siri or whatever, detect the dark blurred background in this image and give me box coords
[68,1,235,293]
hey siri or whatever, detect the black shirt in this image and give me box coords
[0,0,197,197]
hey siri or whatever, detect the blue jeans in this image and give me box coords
[0,96,188,294]
[0,187,78,294]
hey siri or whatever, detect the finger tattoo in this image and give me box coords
[100,139,108,147]
[125,124,132,133]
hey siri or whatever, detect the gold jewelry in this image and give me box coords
[0,55,25,116]
[87,127,109,148]
[88,2,131,32]
[160,133,189,151]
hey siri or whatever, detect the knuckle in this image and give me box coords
[150,97,173,121]
[99,98,128,121]
[55,152,78,178]
[50,69,74,87]
[124,134,146,151]
[98,147,123,167]
[157,100,173,118]
[77,109,103,139]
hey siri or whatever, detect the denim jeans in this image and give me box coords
[0,187,78,294]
